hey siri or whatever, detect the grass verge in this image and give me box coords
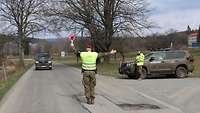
[0,63,33,100]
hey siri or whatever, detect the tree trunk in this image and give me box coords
[104,55,110,63]
[0,45,3,65]
[24,40,30,56]
[18,27,25,68]
[120,52,125,62]
[18,41,25,68]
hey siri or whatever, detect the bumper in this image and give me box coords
[118,63,135,76]
[35,63,52,69]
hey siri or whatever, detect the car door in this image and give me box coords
[164,51,186,73]
[147,52,169,74]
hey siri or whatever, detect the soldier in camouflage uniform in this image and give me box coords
[79,44,116,104]
[82,71,96,104]
[135,51,145,80]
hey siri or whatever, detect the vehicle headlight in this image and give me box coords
[48,61,52,63]
[35,61,39,63]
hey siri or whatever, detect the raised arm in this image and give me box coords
[98,49,117,57]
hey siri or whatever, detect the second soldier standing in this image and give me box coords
[135,51,145,80]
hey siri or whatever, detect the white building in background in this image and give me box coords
[61,51,65,57]
[188,32,198,48]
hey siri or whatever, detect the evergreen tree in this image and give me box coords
[187,25,192,34]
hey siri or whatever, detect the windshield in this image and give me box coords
[35,53,50,60]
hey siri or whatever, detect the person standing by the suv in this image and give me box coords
[135,51,145,80]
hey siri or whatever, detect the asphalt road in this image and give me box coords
[0,64,200,113]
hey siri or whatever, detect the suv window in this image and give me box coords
[166,51,185,59]
[146,52,166,61]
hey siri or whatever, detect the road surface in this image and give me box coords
[0,64,200,113]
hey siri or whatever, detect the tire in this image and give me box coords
[175,67,188,78]
[49,67,52,70]
[35,67,38,70]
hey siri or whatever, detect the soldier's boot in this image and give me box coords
[86,97,91,104]
[91,98,95,104]
[137,77,143,80]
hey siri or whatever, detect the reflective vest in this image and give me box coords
[80,52,98,70]
[135,53,144,66]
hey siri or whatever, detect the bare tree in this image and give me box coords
[46,0,152,53]
[0,0,46,67]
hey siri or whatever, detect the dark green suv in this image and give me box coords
[35,53,52,70]
[119,50,194,79]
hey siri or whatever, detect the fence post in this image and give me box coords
[2,62,7,81]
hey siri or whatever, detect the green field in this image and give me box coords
[55,49,200,77]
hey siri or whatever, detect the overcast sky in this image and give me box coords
[43,0,200,38]
[149,0,200,33]
[1,0,200,38]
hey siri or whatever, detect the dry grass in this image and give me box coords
[0,60,33,100]
[188,48,200,77]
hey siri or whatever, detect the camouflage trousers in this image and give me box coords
[82,71,96,99]
[136,65,143,79]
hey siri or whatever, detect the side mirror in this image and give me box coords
[149,57,155,62]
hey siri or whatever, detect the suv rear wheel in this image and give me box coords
[175,67,188,78]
